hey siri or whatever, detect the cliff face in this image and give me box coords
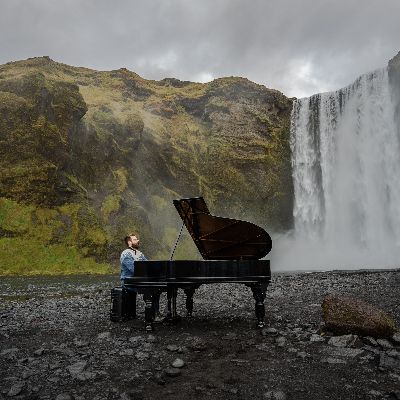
[0,57,293,274]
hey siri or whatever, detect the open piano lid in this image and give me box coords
[173,197,272,260]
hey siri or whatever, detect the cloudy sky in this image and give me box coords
[1,0,399,97]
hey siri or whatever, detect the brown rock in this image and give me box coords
[321,295,397,338]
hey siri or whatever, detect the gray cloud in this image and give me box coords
[1,0,399,97]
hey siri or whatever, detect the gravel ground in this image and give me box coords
[0,270,399,400]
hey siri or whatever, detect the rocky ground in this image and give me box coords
[0,270,399,400]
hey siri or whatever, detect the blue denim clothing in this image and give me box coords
[120,248,147,280]
[120,248,160,314]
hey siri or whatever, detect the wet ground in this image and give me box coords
[0,270,399,400]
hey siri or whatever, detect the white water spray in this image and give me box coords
[273,67,400,270]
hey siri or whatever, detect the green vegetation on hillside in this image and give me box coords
[0,56,294,275]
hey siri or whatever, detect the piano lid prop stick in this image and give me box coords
[169,221,185,260]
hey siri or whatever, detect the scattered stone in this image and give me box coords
[146,335,156,343]
[379,354,400,370]
[368,390,382,396]
[309,334,325,343]
[261,327,278,336]
[153,372,166,385]
[55,394,72,400]
[322,294,397,338]
[135,351,149,361]
[322,357,347,364]
[166,345,179,352]
[165,368,181,377]
[187,337,207,351]
[328,347,365,358]
[263,390,287,399]
[363,336,379,347]
[377,339,393,349]
[76,371,97,381]
[97,331,111,340]
[1,348,19,356]
[388,390,400,400]
[7,382,24,397]
[392,333,400,345]
[120,349,134,356]
[328,334,360,348]
[171,358,185,368]
[67,361,87,376]
[387,350,400,359]
[74,339,89,347]
[33,348,45,356]
[297,351,309,359]
[276,336,286,347]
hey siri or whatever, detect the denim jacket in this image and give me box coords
[120,248,147,281]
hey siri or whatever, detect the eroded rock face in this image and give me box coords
[322,294,397,338]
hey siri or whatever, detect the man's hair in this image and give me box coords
[124,233,138,247]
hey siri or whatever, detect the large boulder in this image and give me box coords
[322,294,397,338]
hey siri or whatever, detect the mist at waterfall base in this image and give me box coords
[271,67,400,271]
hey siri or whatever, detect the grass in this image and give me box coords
[0,237,112,276]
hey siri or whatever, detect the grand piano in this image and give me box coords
[121,197,272,331]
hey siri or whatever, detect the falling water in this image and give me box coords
[274,67,400,270]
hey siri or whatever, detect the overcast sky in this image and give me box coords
[1,0,399,98]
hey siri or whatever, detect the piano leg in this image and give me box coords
[143,293,154,332]
[167,289,172,318]
[249,284,267,328]
[184,288,195,317]
[165,287,181,323]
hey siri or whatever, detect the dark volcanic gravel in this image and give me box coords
[0,270,399,400]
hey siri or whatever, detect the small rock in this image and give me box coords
[388,390,400,400]
[322,357,347,364]
[377,339,393,349]
[55,394,72,400]
[33,348,45,356]
[387,350,400,359]
[171,358,185,368]
[297,351,309,359]
[187,337,207,351]
[135,351,149,361]
[74,339,89,348]
[7,382,24,397]
[166,345,179,352]
[309,334,325,343]
[165,367,181,377]
[146,335,156,343]
[328,334,360,348]
[392,333,400,345]
[1,348,19,356]
[76,371,96,381]
[275,336,286,347]
[368,390,382,397]
[329,347,364,358]
[363,336,379,347]
[120,349,134,356]
[379,354,400,370]
[263,390,287,399]
[97,331,111,340]
[261,328,278,336]
[67,361,87,375]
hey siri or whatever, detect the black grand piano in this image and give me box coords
[119,197,272,331]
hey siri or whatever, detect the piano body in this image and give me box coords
[122,197,272,331]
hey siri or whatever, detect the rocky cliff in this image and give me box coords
[0,56,293,274]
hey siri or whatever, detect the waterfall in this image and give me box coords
[276,67,400,270]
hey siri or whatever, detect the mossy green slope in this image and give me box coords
[0,56,293,275]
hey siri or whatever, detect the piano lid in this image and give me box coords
[173,197,272,260]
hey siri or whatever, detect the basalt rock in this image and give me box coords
[322,294,397,338]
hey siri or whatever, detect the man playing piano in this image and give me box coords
[120,234,162,321]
